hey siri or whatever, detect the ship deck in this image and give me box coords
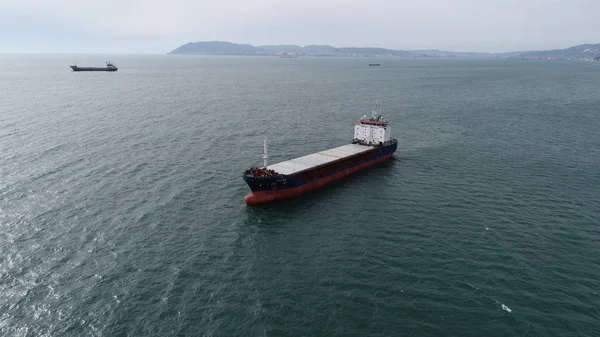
[267,144,373,175]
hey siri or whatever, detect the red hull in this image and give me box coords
[244,153,392,206]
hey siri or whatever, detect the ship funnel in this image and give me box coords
[262,137,268,168]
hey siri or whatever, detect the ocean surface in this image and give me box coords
[1,55,599,336]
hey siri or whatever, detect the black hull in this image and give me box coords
[70,66,118,72]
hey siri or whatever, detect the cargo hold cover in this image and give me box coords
[267,144,373,175]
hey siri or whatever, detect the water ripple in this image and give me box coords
[0,56,599,336]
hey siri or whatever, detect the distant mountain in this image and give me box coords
[515,43,600,60]
[301,45,338,53]
[169,41,260,55]
[168,41,600,61]
[259,45,303,51]
[168,41,420,57]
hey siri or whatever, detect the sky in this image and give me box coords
[1,0,598,54]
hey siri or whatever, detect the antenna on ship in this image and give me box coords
[371,100,383,118]
[262,137,268,168]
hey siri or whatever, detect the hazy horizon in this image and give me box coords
[1,0,598,54]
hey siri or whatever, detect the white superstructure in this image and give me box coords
[353,100,392,145]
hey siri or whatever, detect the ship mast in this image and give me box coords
[371,100,383,118]
[262,137,268,168]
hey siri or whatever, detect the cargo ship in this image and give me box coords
[243,100,397,205]
[70,61,118,72]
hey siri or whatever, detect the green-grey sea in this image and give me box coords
[1,55,599,336]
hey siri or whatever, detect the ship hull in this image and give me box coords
[70,66,118,72]
[244,140,397,206]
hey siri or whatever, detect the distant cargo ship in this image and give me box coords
[369,63,380,66]
[70,61,118,72]
[243,100,398,205]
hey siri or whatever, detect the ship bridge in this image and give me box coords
[353,100,392,145]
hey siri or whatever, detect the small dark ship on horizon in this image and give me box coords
[70,61,118,72]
